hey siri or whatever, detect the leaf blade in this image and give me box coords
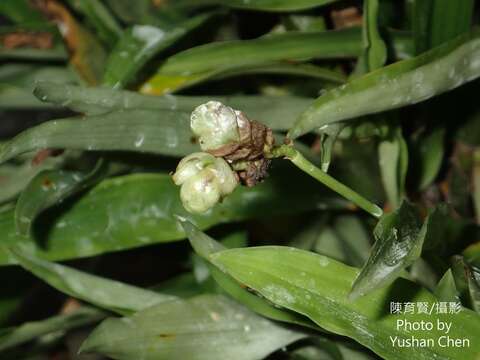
[211,246,480,360]
[289,30,480,139]
[80,294,307,360]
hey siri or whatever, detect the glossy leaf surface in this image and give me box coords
[14,161,106,236]
[0,171,344,265]
[0,307,104,352]
[103,13,214,88]
[80,294,307,360]
[350,202,427,299]
[11,247,176,314]
[211,246,480,360]
[289,30,480,138]
[180,218,319,328]
[34,82,313,129]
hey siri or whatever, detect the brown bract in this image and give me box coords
[31,0,104,85]
[207,111,275,187]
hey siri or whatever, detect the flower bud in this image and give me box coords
[172,152,214,185]
[173,152,238,213]
[190,101,241,151]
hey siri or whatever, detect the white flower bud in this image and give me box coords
[180,171,221,214]
[172,152,214,186]
[190,101,241,151]
[172,152,238,213]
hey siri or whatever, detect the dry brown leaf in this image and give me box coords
[2,31,53,49]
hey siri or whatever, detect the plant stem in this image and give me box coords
[269,145,383,218]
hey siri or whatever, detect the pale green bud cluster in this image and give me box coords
[172,152,238,213]
[190,101,246,151]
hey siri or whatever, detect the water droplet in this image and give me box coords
[134,134,145,148]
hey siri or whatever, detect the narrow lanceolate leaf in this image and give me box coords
[313,215,372,267]
[415,128,445,190]
[143,27,362,81]
[141,62,346,95]
[474,149,480,224]
[10,247,176,314]
[0,155,64,204]
[451,256,480,313]
[289,30,480,139]
[378,127,408,209]
[0,307,104,352]
[0,172,344,265]
[141,28,361,94]
[350,202,427,299]
[0,0,45,23]
[0,103,322,162]
[34,82,313,129]
[413,0,474,54]
[64,0,122,45]
[0,65,76,109]
[103,13,214,88]
[434,269,460,303]
[217,0,339,11]
[15,160,106,236]
[179,218,319,329]
[464,242,480,268]
[211,246,480,360]
[360,0,387,72]
[0,110,197,162]
[80,294,307,360]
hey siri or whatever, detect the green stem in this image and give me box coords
[269,145,383,218]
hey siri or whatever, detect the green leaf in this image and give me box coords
[142,62,346,94]
[464,242,480,269]
[360,0,387,72]
[10,247,176,314]
[349,202,427,299]
[158,28,362,75]
[316,123,344,172]
[0,0,45,23]
[0,110,197,161]
[103,13,214,88]
[314,215,372,268]
[474,149,480,224]
[288,30,480,139]
[413,0,474,54]
[0,154,64,204]
[434,269,460,303]
[34,82,313,128]
[0,95,317,162]
[217,0,339,11]
[211,246,480,360]
[141,27,362,94]
[103,0,153,24]
[415,127,446,190]
[0,65,76,109]
[0,171,345,265]
[0,307,104,352]
[451,256,480,313]
[80,294,306,360]
[65,0,122,45]
[179,218,319,329]
[378,127,408,209]
[294,340,377,360]
[14,160,107,236]
[152,272,207,299]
